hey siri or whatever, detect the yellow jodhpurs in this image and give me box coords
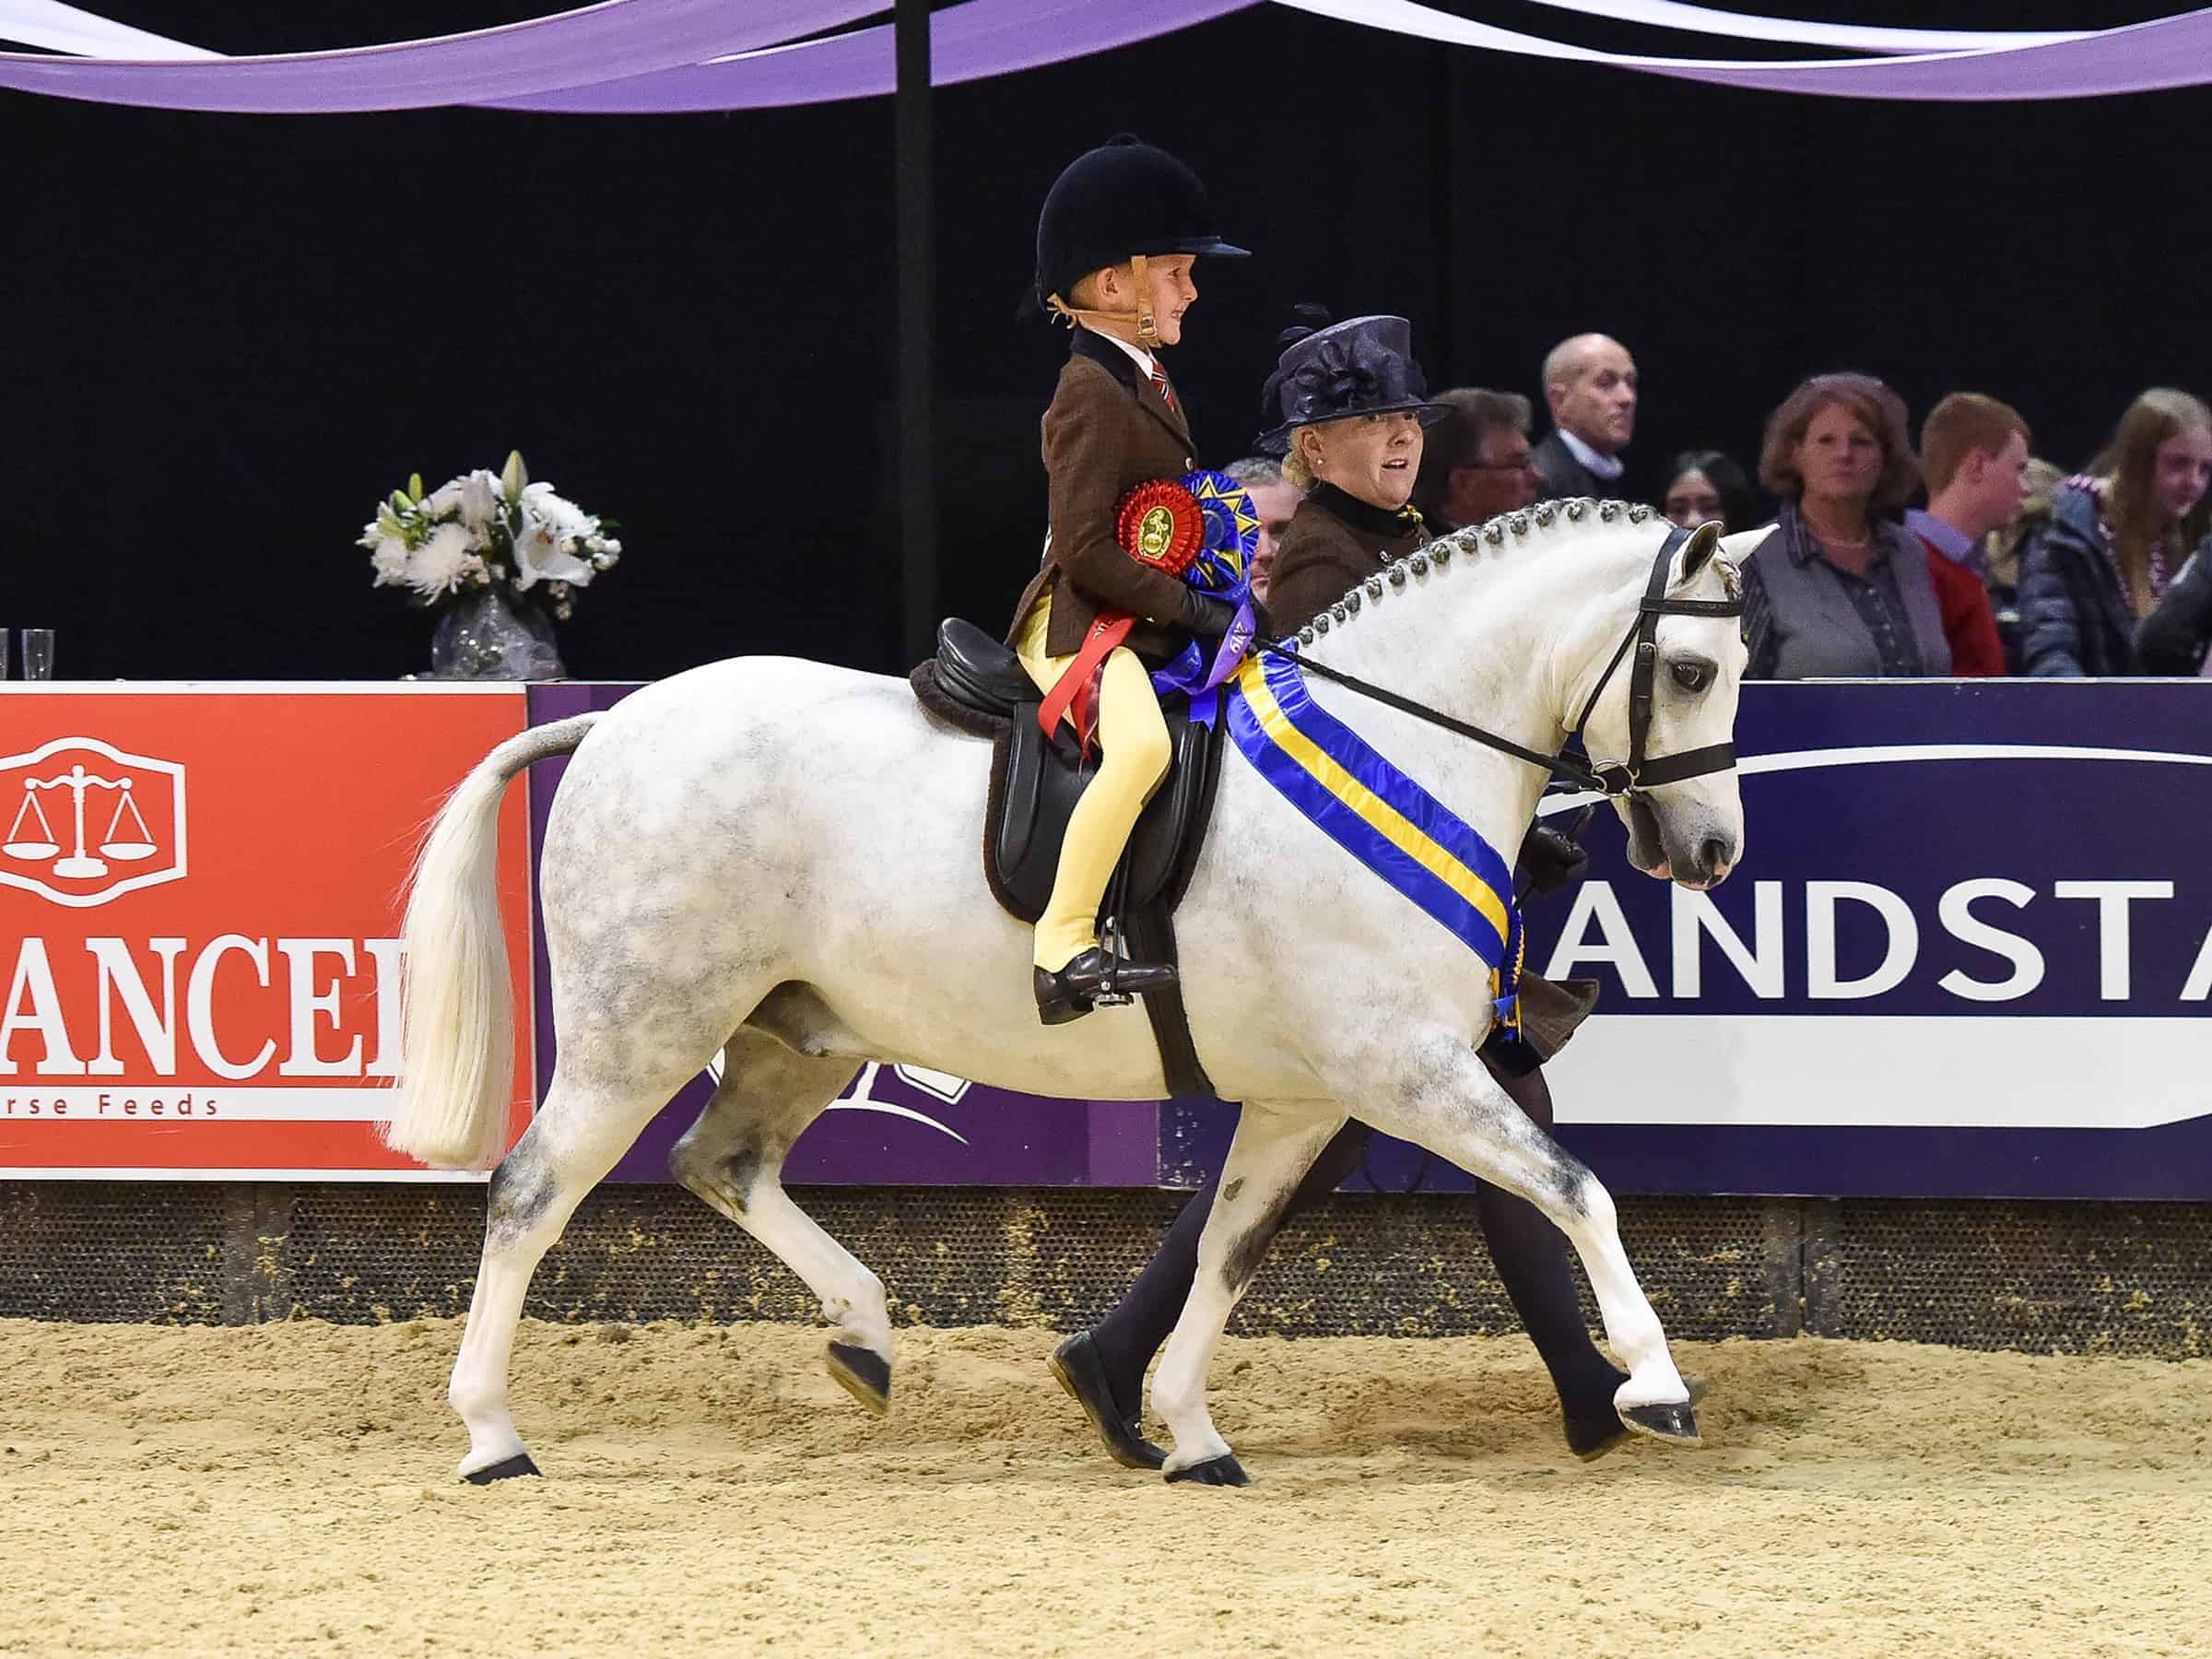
[1015,594,1173,972]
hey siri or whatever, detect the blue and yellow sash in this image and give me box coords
[1225,649,1525,1034]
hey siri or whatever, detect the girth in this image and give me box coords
[912,619,1226,1099]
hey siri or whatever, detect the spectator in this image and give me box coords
[1531,334,1637,500]
[1741,372,1948,679]
[1408,387,1542,532]
[2137,543,2212,674]
[2019,389,2212,677]
[1661,449,1758,532]
[1224,455,1300,605]
[1904,394,2031,677]
[1984,457,2065,673]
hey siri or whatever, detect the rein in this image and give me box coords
[1256,523,1744,799]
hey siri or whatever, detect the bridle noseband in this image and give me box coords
[1257,522,1745,799]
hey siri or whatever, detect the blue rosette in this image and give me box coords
[1148,469,1262,724]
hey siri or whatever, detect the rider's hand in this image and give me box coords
[1518,823,1591,894]
[1249,596,1275,641]
[1178,589,1240,638]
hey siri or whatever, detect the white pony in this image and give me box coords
[384,503,1748,1486]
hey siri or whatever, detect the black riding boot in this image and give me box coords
[1033,947,1176,1025]
[1056,1122,1370,1465]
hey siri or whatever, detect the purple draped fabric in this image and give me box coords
[487,0,1258,112]
[6,0,2212,112]
[0,0,887,112]
[1652,7,2212,100]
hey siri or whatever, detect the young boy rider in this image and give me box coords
[1005,137,1250,1024]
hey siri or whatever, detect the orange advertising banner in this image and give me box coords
[0,688,534,1178]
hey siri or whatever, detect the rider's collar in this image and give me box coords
[1310,482,1424,543]
[1079,326,1157,381]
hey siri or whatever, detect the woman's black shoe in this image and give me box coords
[1049,1331,1167,1469]
[1033,948,1176,1025]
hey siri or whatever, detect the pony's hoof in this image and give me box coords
[1617,1400,1701,1447]
[461,1453,541,1486]
[1164,1453,1251,1488]
[826,1341,891,1417]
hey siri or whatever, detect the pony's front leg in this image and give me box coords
[1151,1102,1346,1487]
[1350,1028,1697,1445]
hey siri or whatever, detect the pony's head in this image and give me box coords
[1560,519,1749,889]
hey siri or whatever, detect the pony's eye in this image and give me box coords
[1671,661,1712,693]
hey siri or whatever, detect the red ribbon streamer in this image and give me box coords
[1037,613,1135,748]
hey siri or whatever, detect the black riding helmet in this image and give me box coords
[1031,135,1249,325]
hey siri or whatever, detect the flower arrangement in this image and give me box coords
[360,451,620,621]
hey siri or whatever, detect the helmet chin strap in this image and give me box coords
[1044,253,1159,348]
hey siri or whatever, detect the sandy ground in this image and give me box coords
[0,1319,2206,1657]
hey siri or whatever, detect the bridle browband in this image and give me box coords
[1257,522,1744,798]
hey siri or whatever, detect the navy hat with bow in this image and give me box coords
[1257,309,1448,452]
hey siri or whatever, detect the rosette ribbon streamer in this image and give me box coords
[1147,469,1261,724]
[1035,471,1255,745]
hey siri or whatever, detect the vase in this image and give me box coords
[427,588,567,680]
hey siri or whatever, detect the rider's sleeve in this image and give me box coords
[1042,369,1206,627]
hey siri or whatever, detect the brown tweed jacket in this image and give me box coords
[1265,486,1430,634]
[1005,329,1200,662]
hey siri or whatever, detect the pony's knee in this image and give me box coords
[1568,1171,1616,1235]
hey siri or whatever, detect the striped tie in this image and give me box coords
[1149,363,1177,416]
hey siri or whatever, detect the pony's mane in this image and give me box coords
[1288,496,1660,647]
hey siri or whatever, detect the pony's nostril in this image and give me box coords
[1699,836,1730,877]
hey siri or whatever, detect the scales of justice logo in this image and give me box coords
[0,736,187,908]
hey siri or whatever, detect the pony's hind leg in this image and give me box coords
[448,1072,677,1482]
[1350,1027,1697,1446]
[1151,1102,1347,1486]
[667,1029,896,1412]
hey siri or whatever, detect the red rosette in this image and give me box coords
[1114,479,1206,578]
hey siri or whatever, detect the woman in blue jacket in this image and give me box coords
[2019,389,2212,676]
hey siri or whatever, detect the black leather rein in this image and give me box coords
[1257,523,1744,799]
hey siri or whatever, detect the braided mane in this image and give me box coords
[1288,497,1661,647]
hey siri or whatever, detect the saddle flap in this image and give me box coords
[984,697,1224,925]
[935,618,1036,718]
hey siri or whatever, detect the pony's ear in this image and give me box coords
[1676,520,1724,585]
[1721,526,1771,564]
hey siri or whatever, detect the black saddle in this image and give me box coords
[912,618,1227,1097]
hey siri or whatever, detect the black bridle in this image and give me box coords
[1258,522,1744,799]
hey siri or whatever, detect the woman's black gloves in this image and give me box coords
[1179,589,1268,641]
[1518,823,1591,894]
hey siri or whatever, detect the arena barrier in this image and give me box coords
[3,680,2208,1351]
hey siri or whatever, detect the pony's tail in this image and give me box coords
[381,713,602,1171]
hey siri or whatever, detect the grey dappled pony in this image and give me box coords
[383,505,1751,1486]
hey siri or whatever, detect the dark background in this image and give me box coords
[2,1,2192,683]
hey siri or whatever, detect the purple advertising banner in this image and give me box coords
[530,680,2212,1201]
[1171,679,2212,1200]
[524,685,1157,1186]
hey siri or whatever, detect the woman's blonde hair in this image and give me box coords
[1281,426,1321,489]
[2092,387,2212,618]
